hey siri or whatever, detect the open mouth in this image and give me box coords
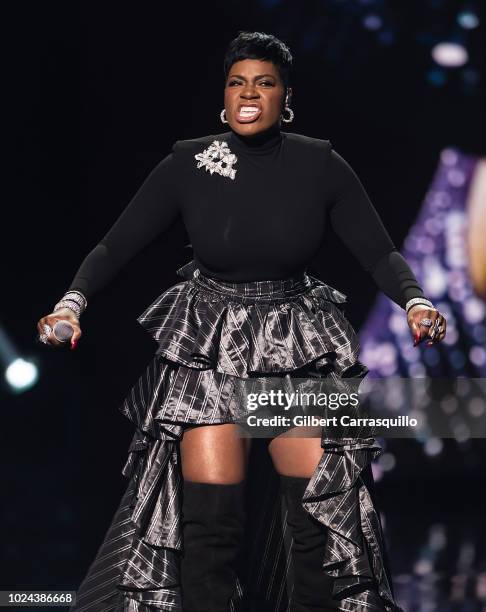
[235,105,262,123]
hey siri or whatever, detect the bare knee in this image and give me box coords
[268,427,323,478]
[181,423,251,484]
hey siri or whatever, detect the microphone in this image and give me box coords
[53,320,74,343]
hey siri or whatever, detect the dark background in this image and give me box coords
[2,0,485,608]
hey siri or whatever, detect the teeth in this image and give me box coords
[240,106,259,115]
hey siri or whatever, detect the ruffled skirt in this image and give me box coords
[70,260,402,612]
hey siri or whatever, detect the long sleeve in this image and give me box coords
[326,148,426,309]
[67,142,181,301]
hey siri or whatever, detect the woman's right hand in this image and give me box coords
[37,308,82,349]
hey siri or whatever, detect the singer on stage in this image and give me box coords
[37,31,446,612]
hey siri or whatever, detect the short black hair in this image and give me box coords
[223,31,293,93]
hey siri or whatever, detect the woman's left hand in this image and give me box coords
[407,305,447,347]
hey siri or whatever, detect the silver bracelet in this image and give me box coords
[54,300,82,318]
[53,290,88,318]
[405,297,435,314]
[62,290,88,310]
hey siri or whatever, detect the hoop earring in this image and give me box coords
[220,109,228,124]
[281,105,294,123]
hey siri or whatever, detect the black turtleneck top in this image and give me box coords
[67,124,426,309]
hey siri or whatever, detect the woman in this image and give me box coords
[37,31,446,612]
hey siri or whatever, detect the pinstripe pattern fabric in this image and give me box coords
[70,261,403,612]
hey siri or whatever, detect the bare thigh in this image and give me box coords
[180,423,252,484]
[268,426,324,478]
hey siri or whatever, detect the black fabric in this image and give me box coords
[180,480,246,612]
[279,475,343,611]
[67,126,425,309]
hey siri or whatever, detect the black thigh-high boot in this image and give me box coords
[180,480,246,612]
[280,475,341,612]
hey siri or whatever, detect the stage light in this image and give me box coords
[0,326,39,393]
[464,297,486,324]
[452,421,470,442]
[429,524,447,550]
[469,347,486,368]
[467,396,485,417]
[424,437,443,456]
[447,168,467,187]
[388,311,409,335]
[378,452,396,471]
[409,362,426,377]
[414,558,434,576]
[457,11,479,30]
[441,149,459,166]
[371,463,384,482]
[424,217,444,237]
[417,236,435,254]
[431,42,469,67]
[362,14,382,31]
[476,572,486,598]
[442,327,459,346]
[5,358,38,392]
[441,395,458,414]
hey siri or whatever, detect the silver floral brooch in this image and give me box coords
[194,140,238,180]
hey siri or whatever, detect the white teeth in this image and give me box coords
[239,106,260,115]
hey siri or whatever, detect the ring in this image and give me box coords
[43,324,53,335]
[420,318,433,327]
[429,318,443,341]
[38,323,53,345]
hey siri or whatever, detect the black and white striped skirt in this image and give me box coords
[70,260,402,612]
